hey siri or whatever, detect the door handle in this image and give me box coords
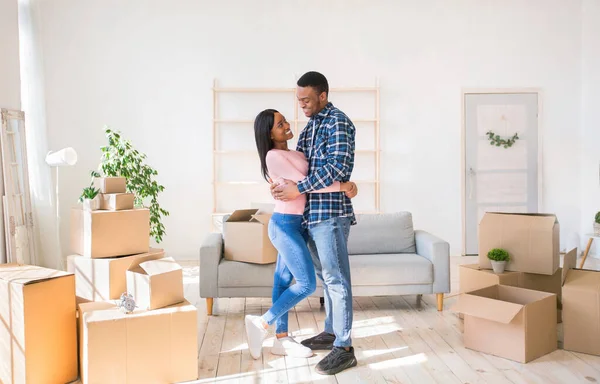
[468,167,476,200]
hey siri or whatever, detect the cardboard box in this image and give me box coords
[451,284,557,363]
[99,193,135,211]
[94,176,127,194]
[0,264,78,384]
[126,256,184,310]
[478,212,560,275]
[561,248,600,356]
[223,209,277,264]
[78,300,198,384]
[459,264,563,323]
[70,207,150,258]
[66,248,164,302]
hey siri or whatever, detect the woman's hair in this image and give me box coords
[254,109,278,182]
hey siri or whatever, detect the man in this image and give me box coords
[271,71,357,375]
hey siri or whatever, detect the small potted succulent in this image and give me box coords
[595,212,600,236]
[487,248,510,274]
[79,186,101,211]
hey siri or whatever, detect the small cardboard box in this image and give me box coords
[78,300,198,384]
[94,176,127,194]
[126,256,184,310]
[99,193,135,211]
[67,248,164,302]
[70,207,150,258]
[459,264,563,323]
[561,248,600,356]
[0,264,78,384]
[478,212,560,275]
[451,285,557,363]
[223,209,277,264]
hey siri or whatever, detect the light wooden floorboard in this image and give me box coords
[75,255,600,383]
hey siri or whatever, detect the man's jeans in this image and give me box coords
[263,213,317,334]
[307,216,353,347]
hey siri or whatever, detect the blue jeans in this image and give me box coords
[307,217,353,347]
[262,213,316,334]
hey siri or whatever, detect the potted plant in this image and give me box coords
[88,127,169,244]
[79,186,100,211]
[595,212,600,235]
[487,248,510,274]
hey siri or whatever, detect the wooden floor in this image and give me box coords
[183,255,600,383]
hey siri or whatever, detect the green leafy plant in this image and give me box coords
[595,212,600,224]
[78,186,100,203]
[486,130,519,148]
[487,248,510,262]
[90,126,169,243]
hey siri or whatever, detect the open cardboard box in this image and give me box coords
[223,208,277,264]
[451,284,557,363]
[0,264,78,384]
[67,248,164,302]
[459,264,563,323]
[126,256,184,310]
[478,212,560,275]
[561,248,600,356]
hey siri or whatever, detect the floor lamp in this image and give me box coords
[45,147,77,269]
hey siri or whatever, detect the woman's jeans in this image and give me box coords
[262,213,316,334]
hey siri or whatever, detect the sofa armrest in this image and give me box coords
[199,232,223,298]
[415,230,450,294]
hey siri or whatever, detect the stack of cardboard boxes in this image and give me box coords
[453,212,562,363]
[454,212,600,363]
[67,176,198,384]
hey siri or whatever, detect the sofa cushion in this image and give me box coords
[347,212,416,254]
[218,259,276,287]
[346,253,432,286]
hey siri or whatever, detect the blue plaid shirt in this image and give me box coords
[296,102,356,227]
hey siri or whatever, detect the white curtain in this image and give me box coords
[17,0,61,269]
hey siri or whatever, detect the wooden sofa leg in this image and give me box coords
[436,293,443,311]
[206,298,214,316]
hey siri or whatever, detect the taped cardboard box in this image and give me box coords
[126,256,184,310]
[478,212,560,275]
[451,284,557,363]
[0,264,78,384]
[93,176,126,194]
[561,248,600,356]
[66,248,164,302]
[78,300,198,384]
[99,193,135,211]
[459,264,563,323]
[70,207,150,258]
[223,208,277,264]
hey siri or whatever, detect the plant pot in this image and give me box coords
[595,222,600,236]
[82,196,101,211]
[490,260,507,274]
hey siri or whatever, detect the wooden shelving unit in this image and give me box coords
[211,78,380,230]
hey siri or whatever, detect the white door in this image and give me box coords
[464,93,539,255]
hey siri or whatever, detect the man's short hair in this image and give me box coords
[297,71,329,96]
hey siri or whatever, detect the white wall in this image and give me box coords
[37,0,584,260]
[0,0,21,109]
[580,0,600,256]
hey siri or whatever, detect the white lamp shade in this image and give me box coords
[46,147,78,167]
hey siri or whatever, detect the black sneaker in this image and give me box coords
[300,331,335,350]
[316,346,357,375]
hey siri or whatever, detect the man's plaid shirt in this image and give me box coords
[296,102,356,227]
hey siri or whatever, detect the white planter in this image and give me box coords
[594,222,600,236]
[82,196,101,211]
[490,260,507,274]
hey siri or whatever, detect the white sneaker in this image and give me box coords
[245,315,268,359]
[271,336,314,358]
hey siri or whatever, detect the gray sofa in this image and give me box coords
[200,212,450,315]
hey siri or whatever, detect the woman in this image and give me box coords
[245,108,357,360]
